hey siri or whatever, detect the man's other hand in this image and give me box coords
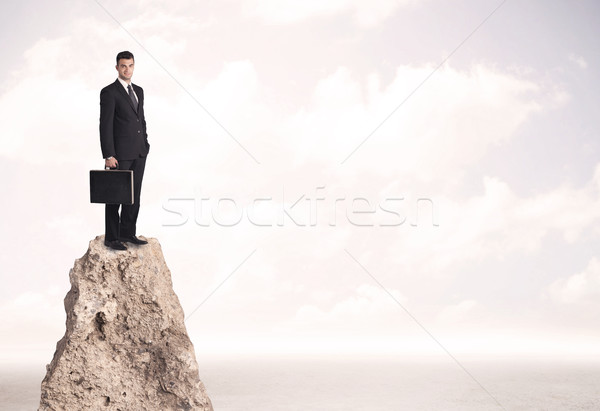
[105,157,119,169]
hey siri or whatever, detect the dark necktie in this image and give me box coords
[127,84,138,111]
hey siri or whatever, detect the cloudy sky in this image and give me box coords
[1,0,599,363]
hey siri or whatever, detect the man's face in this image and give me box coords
[116,58,134,82]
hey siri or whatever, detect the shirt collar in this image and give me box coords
[117,77,132,91]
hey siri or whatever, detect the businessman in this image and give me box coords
[99,51,150,250]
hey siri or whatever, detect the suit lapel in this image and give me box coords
[114,79,138,114]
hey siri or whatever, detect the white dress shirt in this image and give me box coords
[117,77,138,103]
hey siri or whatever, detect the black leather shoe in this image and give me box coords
[121,235,148,245]
[104,240,127,250]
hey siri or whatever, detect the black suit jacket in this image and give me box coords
[99,79,150,160]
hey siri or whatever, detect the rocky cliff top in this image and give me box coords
[39,235,213,411]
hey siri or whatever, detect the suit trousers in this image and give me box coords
[105,156,147,241]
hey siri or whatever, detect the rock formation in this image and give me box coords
[39,236,213,411]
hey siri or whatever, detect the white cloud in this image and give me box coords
[547,257,600,304]
[0,288,66,347]
[279,63,543,181]
[568,53,588,69]
[289,283,407,334]
[0,74,98,162]
[393,163,600,273]
[243,0,417,27]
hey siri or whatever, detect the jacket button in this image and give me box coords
[137,130,141,133]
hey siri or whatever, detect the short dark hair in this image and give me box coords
[116,51,134,64]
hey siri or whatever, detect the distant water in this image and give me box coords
[3,357,599,410]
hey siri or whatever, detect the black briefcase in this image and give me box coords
[90,169,134,205]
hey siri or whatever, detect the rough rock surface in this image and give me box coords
[39,236,213,411]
